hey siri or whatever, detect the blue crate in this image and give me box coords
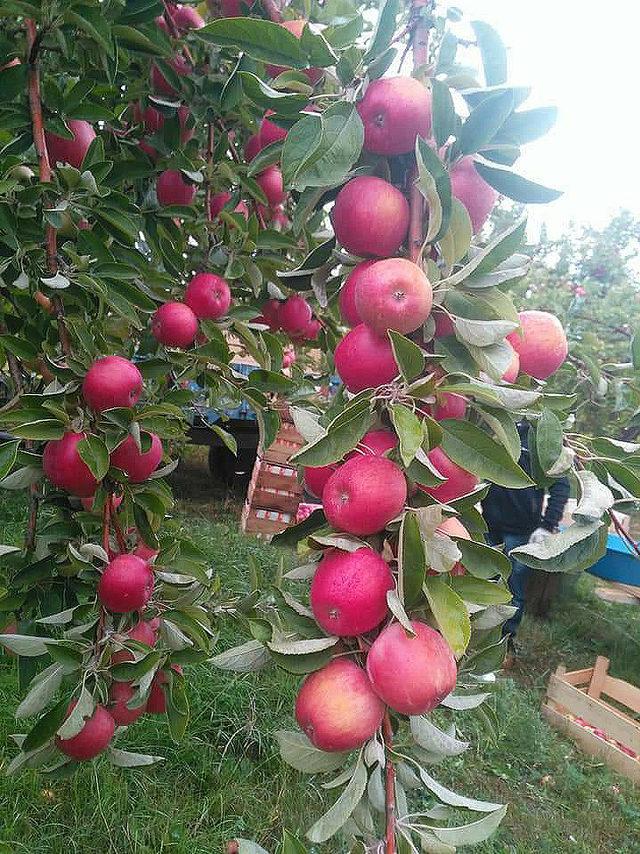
[587,532,640,586]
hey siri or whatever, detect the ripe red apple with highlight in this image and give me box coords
[354,257,432,335]
[156,169,196,206]
[146,665,183,714]
[83,355,143,412]
[43,432,98,498]
[56,702,115,760]
[357,76,431,156]
[433,310,455,338]
[450,157,498,234]
[151,301,199,348]
[279,295,312,337]
[436,516,470,576]
[260,111,288,147]
[111,433,163,482]
[304,464,338,498]
[366,620,457,715]
[332,177,410,258]
[185,272,232,319]
[98,554,154,613]
[261,298,282,330]
[323,455,407,535]
[151,55,192,96]
[334,324,398,392]
[295,658,384,751]
[420,446,478,503]
[502,340,520,382]
[256,165,285,206]
[45,119,96,169]
[310,547,393,636]
[339,260,375,327]
[245,133,263,162]
[266,20,323,84]
[81,494,123,514]
[506,310,568,380]
[172,4,205,31]
[209,191,249,221]
[109,681,145,726]
[434,392,466,420]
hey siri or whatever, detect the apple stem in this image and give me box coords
[382,710,397,854]
[25,19,72,356]
[407,0,431,264]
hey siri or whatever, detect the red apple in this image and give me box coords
[261,298,282,330]
[323,455,407,535]
[357,76,431,156]
[151,55,192,97]
[43,432,98,498]
[433,310,455,338]
[134,103,193,158]
[82,355,143,412]
[295,658,384,751]
[301,317,322,341]
[332,176,410,258]
[260,111,288,147]
[172,4,205,31]
[245,133,263,162]
[310,547,394,636]
[256,165,285,206]
[354,257,432,335]
[98,554,154,613]
[108,681,145,726]
[156,169,196,206]
[209,191,249,221]
[501,340,520,383]
[151,301,199,348]
[185,272,232,319]
[334,324,398,393]
[111,433,163,482]
[266,20,323,84]
[420,446,478,504]
[111,619,158,665]
[304,464,338,498]
[366,620,457,715]
[146,664,183,714]
[279,295,312,337]
[434,392,467,420]
[339,261,375,327]
[56,702,115,760]
[506,310,568,380]
[81,494,123,514]
[348,428,398,459]
[45,119,96,170]
[450,156,498,234]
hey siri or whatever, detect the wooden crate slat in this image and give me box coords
[587,655,610,699]
[559,667,594,686]
[602,674,640,716]
[546,675,640,755]
[542,704,640,784]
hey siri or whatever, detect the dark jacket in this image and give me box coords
[481,422,570,537]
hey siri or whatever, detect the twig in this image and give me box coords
[407,1,430,264]
[205,122,215,223]
[110,497,128,554]
[382,710,397,854]
[609,509,640,558]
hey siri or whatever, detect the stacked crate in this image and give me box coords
[241,408,305,539]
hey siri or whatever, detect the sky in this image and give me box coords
[455,0,639,235]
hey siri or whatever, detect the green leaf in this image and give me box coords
[23,698,68,753]
[415,136,452,243]
[455,538,511,579]
[418,806,508,848]
[440,420,534,488]
[423,576,470,657]
[275,730,348,774]
[0,62,27,103]
[64,6,115,57]
[431,79,457,148]
[0,439,19,480]
[410,714,469,756]
[300,24,338,67]
[0,334,38,361]
[77,435,110,481]
[211,640,270,672]
[246,370,294,394]
[535,410,564,475]
[496,106,558,145]
[196,18,306,68]
[388,330,425,382]
[450,575,512,605]
[416,764,502,812]
[0,633,49,656]
[573,470,613,523]
[306,756,367,843]
[439,199,472,267]
[390,404,423,467]
[471,21,507,86]
[458,89,514,156]
[107,747,164,767]
[247,140,284,177]
[11,421,65,440]
[112,24,169,55]
[511,520,607,573]
[239,72,309,114]
[291,407,373,467]
[271,508,327,548]
[453,317,517,348]
[364,0,399,62]
[474,160,562,204]
[443,216,527,285]
[399,511,426,605]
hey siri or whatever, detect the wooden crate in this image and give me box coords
[248,458,302,514]
[241,501,295,539]
[542,657,640,783]
[261,420,305,464]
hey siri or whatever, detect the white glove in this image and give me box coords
[529,527,552,545]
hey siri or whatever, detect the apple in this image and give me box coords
[42,432,98,498]
[310,547,394,636]
[151,55,192,97]
[134,539,160,562]
[111,619,158,665]
[209,191,249,221]
[221,0,247,13]
[436,516,470,576]
[185,272,232,319]
[295,658,384,751]
[271,205,289,230]
[256,164,285,206]
[332,176,410,258]
[279,295,312,337]
[323,455,407,535]
[261,298,282,330]
[366,620,457,715]
[146,664,183,714]
[282,346,296,368]
[134,103,193,158]
[433,310,455,338]
[111,433,163,482]
[420,446,478,503]
[56,702,115,760]
[266,20,323,84]
[156,169,196,206]
[99,554,154,613]
[357,76,431,156]
[44,119,96,170]
[354,257,432,335]
[304,464,338,498]
[433,392,467,420]
[108,681,145,726]
[259,110,288,147]
[151,301,199,348]
[348,428,397,459]
[245,133,263,162]
[450,156,498,234]
[334,324,398,393]
[172,4,205,31]
[506,310,568,380]
[339,260,375,327]
[502,340,520,383]
[82,355,143,412]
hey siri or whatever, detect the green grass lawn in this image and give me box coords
[0,458,639,853]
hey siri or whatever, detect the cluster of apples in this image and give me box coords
[292,75,569,753]
[259,294,321,342]
[151,271,232,349]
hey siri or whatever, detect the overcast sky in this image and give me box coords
[455,0,638,235]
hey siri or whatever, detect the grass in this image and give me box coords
[0,450,639,853]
